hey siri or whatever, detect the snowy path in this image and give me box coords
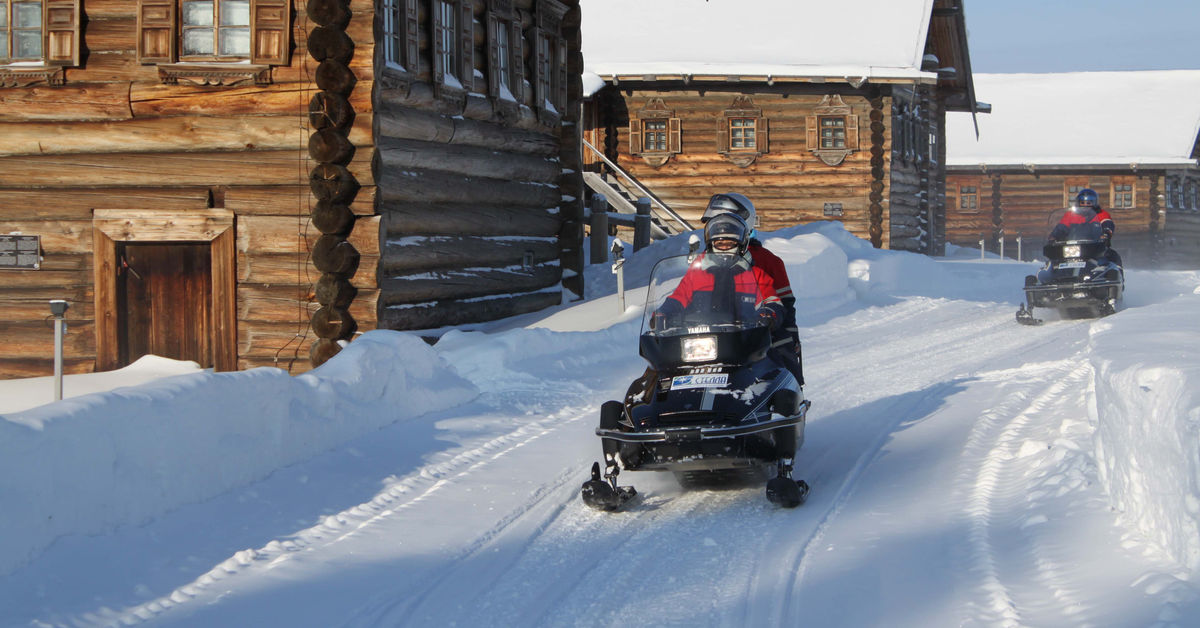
[3,277,1192,627]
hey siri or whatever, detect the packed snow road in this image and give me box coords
[4,255,1199,627]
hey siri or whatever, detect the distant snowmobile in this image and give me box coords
[581,253,810,511]
[1016,222,1124,325]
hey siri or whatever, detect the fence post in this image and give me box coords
[979,233,986,260]
[998,231,1005,260]
[588,194,609,265]
[633,197,652,252]
[50,300,68,401]
[611,239,626,314]
[1016,233,1023,261]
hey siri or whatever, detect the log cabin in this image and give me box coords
[0,0,584,379]
[945,71,1200,267]
[577,0,981,254]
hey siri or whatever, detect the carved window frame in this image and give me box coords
[532,0,568,123]
[628,98,680,168]
[486,0,524,110]
[717,95,768,168]
[382,0,420,76]
[136,0,290,86]
[0,0,78,87]
[806,94,859,166]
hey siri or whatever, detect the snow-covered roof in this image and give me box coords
[947,71,1200,169]
[579,0,939,90]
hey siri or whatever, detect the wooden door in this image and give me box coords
[116,242,212,367]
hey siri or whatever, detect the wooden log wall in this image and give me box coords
[887,86,944,254]
[0,0,379,378]
[598,89,893,249]
[945,172,1157,265]
[1162,210,1200,269]
[374,0,582,331]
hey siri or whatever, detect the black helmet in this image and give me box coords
[1075,188,1099,211]
[703,213,749,258]
[701,192,758,231]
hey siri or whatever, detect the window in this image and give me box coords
[818,116,846,149]
[629,98,680,167]
[1,0,41,62]
[382,0,418,74]
[0,0,79,84]
[644,120,667,151]
[1188,180,1198,211]
[730,117,758,150]
[1063,178,1089,207]
[532,0,568,118]
[718,95,767,167]
[137,0,289,84]
[806,94,858,166]
[958,185,978,212]
[181,0,249,59]
[431,0,473,93]
[486,0,523,103]
[1110,178,1134,209]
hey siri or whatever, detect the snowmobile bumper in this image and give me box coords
[595,400,809,444]
[1023,279,1122,309]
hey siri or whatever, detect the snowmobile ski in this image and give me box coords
[1015,303,1043,326]
[581,462,637,511]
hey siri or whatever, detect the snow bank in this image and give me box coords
[1089,290,1200,572]
[0,331,477,576]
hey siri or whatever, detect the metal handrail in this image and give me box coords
[581,138,693,233]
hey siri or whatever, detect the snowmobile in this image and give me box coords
[581,253,811,511]
[1016,222,1124,325]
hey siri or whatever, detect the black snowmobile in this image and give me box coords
[1016,222,1124,325]
[581,254,810,511]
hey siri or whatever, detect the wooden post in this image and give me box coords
[589,194,610,264]
[634,197,652,252]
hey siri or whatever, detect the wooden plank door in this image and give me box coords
[116,242,212,367]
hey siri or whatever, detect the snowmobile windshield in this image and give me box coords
[641,254,768,338]
[1062,222,1104,243]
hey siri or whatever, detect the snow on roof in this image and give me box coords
[947,71,1200,169]
[579,0,937,85]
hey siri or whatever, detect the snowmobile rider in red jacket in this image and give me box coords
[700,193,804,387]
[654,213,784,330]
[1049,188,1123,268]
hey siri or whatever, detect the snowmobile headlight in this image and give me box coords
[682,336,718,362]
[1062,244,1082,258]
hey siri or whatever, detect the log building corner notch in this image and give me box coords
[306,0,361,367]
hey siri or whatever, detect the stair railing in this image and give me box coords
[581,138,693,234]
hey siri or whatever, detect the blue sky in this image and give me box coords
[964,0,1200,73]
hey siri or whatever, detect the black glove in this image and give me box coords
[756,308,778,330]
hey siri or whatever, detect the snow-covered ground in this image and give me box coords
[2,221,1200,627]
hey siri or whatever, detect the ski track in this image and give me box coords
[954,360,1089,626]
[74,391,604,628]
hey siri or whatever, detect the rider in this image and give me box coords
[700,193,804,387]
[1050,188,1123,268]
[655,212,783,329]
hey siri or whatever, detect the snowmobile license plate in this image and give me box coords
[670,373,729,390]
[1056,261,1086,269]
